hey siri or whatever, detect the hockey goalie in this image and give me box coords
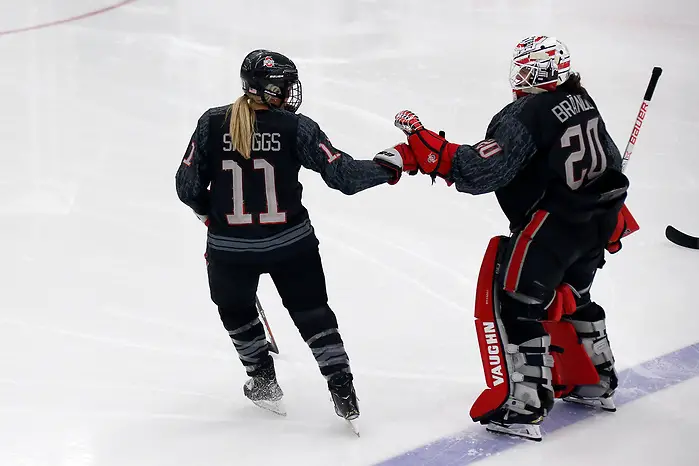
[388,35,639,441]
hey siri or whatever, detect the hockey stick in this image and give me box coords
[607,67,662,243]
[256,296,280,354]
[665,226,699,250]
[624,69,699,249]
[620,68,694,250]
[621,66,662,173]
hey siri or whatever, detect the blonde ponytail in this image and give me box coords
[228,95,256,159]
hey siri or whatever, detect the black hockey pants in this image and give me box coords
[206,247,350,379]
[497,208,619,344]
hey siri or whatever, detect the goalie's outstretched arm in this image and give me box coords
[393,107,538,194]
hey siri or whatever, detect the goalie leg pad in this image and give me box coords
[470,237,555,425]
[542,282,599,397]
[567,303,618,399]
[544,319,600,398]
[499,284,599,398]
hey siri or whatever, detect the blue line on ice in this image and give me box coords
[378,342,699,465]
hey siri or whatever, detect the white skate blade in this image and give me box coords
[252,398,287,417]
[563,395,616,412]
[486,422,542,442]
[346,418,360,437]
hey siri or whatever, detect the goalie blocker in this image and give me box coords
[470,236,601,439]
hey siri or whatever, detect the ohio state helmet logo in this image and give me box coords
[263,56,275,68]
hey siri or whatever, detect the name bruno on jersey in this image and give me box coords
[223,132,282,152]
[551,94,595,123]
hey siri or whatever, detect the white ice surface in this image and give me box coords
[479,376,699,466]
[1,1,698,465]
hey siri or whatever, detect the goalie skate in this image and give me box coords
[563,393,616,412]
[486,421,542,442]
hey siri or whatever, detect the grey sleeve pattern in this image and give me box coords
[447,103,538,195]
[296,114,392,195]
[175,111,211,215]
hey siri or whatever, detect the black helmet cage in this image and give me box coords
[240,50,303,113]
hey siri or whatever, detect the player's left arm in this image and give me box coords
[175,111,211,222]
[296,114,396,194]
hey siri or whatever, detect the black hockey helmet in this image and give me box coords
[240,49,302,113]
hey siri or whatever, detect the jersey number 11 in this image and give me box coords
[222,159,287,225]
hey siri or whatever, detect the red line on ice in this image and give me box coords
[0,0,138,36]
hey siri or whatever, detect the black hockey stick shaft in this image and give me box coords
[665,226,699,250]
[621,66,662,173]
[256,296,279,354]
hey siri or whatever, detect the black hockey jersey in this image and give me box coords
[447,88,629,231]
[176,106,392,262]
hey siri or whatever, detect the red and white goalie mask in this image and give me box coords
[510,36,571,98]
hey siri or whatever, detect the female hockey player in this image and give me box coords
[175,49,404,427]
[390,36,636,441]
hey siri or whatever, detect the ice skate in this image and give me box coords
[328,372,360,436]
[486,421,542,442]
[563,393,616,412]
[243,364,286,416]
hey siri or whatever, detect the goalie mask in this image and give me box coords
[510,36,571,98]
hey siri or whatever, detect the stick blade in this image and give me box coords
[665,225,699,249]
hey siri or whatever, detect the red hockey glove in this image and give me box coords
[606,204,639,254]
[394,110,424,136]
[407,129,459,178]
[374,143,414,184]
[394,110,459,179]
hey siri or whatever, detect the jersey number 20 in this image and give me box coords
[222,159,286,225]
[562,117,607,190]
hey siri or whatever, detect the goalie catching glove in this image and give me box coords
[394,110,459,180]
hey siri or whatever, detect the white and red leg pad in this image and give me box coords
[470,236,510,423]
[544,285,599,398]
[469,238,598,421]
[544,320,599,398]
[470,236,556,423]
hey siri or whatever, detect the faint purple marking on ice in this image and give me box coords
[377,343,699,466]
